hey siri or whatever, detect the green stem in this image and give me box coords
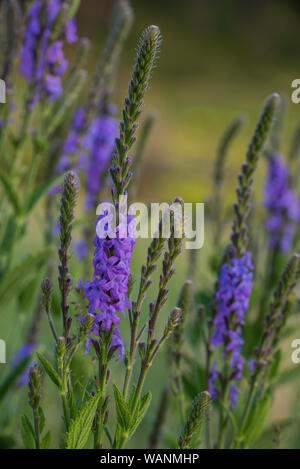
[33,408,40,450]
[94,330,112,449]
[60,391,70,432]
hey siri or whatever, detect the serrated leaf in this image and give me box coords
[41,431,51,449]
[113,384,131,432]
[0,170,21,214]
[37,353,61,388]
[65,390,102,449]
[128,392,152,438]
[21,415,35,449]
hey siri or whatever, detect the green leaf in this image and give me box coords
[78,382,90,409]
[38,407,45,434]
[243,391,271,448]
[219,400,238,434]
[276,366,300,386]
[67,0,81,19]
[104,425,113,448]
[253,418,294,449]
[0,170,21,215]
[37,353,61,388]
[128,392,152,438]
[0,250,51,306]
[26,174,64,213]
[0,357,30,402]
[68,387,77,421]
[127,385,136,410]
[0,216,17,253]
[269,349,282,381]
[41,431,51,449]
[113,384,131,432]
[21,415,35,449]
[65,390,102,449]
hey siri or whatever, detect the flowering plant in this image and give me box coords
[0,0,299,451]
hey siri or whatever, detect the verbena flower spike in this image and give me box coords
[208,94,279,447]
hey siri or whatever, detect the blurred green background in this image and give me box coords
[78,0,300,206]
[2,0,300,449]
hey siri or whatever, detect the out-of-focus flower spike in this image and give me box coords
[47,69,87,135]
[148,387,170,449]
[214,114,245,190]
[130,111,157,198]
[71,37,90,70]
[178,391,211,449]
[1,0,22,82]
[28,364,42,411]
[212,114,245,244]
[250,253,300,374]
[86,0,134,119]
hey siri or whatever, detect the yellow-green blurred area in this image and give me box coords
[2,0,300,449]
[77,0,300,206]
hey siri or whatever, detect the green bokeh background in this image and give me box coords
[78,0,300,206]
[1,0,300,449]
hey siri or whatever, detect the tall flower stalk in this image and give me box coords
[81,24,161,449]
[208,94,279,448]
[231,253,300,448]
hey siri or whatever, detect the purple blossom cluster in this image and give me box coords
[264,153,299,252]
[11,343,37,387]
[19,0,77,104]
[80,212,136,359]
[58,108,86,173]
[209,251,253,407]
[52,111,117,206]
[82,114,118,210]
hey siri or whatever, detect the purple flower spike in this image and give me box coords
[81,212,136,358]
[19,0,78,103]
[83,114,118,210]
[210,250,253,407]
[264,153,300,252]
[11,343,37,388]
